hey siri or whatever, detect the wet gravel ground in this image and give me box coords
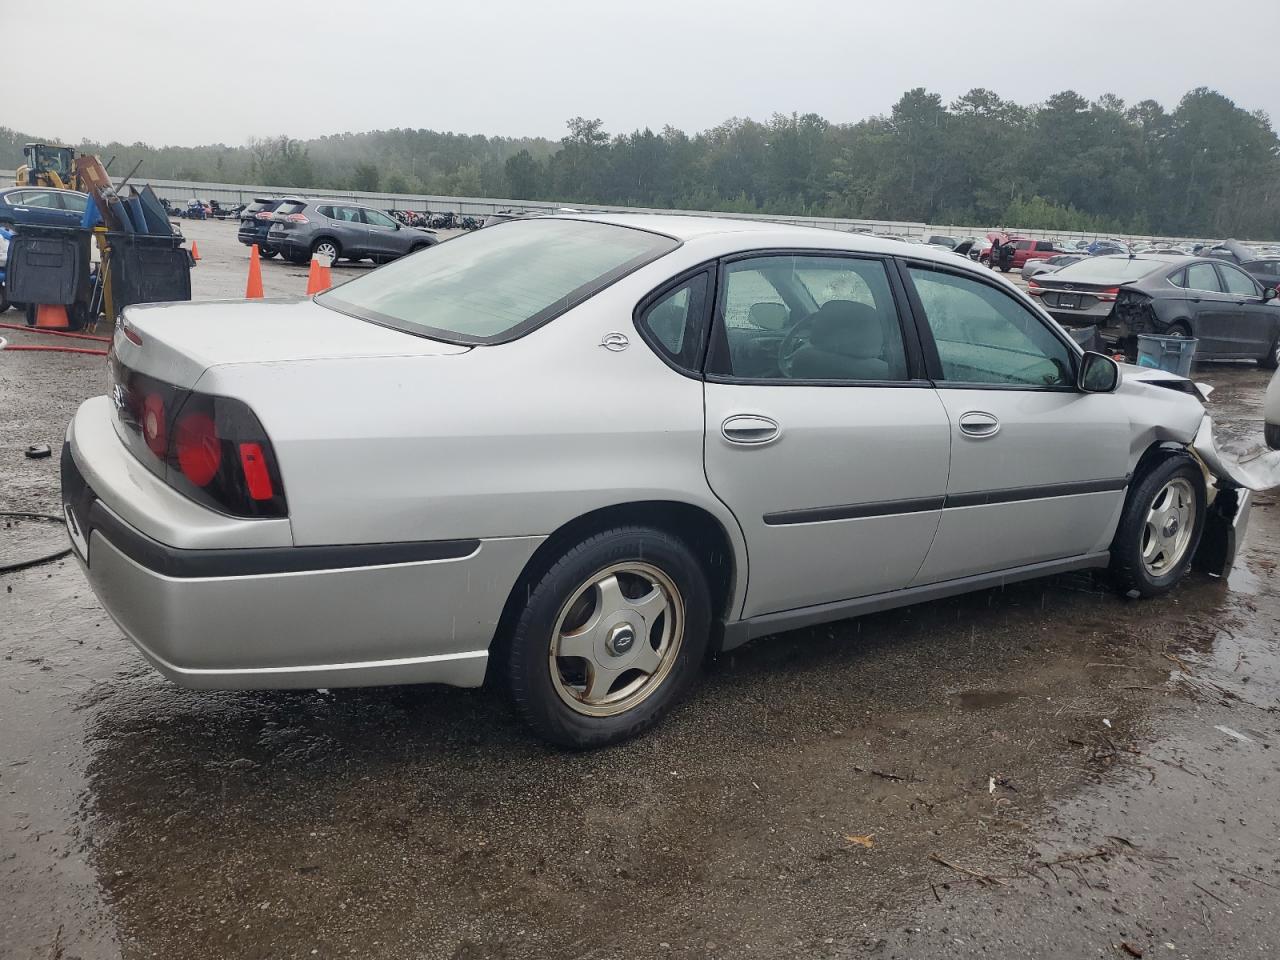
[2,221,1278,959]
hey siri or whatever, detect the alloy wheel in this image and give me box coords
[1141,477,1196,575]
[314,241,339,263]
[548,561,684,717]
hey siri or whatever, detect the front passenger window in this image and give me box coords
[1219,264,1259,297]
[907,267,1073,387]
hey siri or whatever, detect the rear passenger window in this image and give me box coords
[1185,263,1222,293]
[1035,241,1055,252]
[908,267,1073,387]
[710,255,909,382]
[636,272,710,374]
[1014,240,1032,251]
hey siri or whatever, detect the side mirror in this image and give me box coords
[1079,351,1121,393]
[1264,286,1277,302]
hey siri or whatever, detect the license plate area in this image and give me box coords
[1057,293,1080,308]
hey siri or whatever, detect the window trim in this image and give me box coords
[631,262,718,379]
[702,248,932,388]
[896,257,1083,393]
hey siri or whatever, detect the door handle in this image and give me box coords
[958,410,1001,439]
[721,414,780,445]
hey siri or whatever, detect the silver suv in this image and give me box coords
[266,199,438,265]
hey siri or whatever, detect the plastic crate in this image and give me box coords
[1136,334,1198,376]
[108,233,193,312]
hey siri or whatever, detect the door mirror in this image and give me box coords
[1264,285,1277,302]
[1078,351,1120,393]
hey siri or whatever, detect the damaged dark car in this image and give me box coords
[1029,254,1280,367]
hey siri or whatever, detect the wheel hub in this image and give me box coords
[1162,516,1179,537]
[606,623,636,656]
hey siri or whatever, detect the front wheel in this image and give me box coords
[505,526,711,749]
[1109,457,1206,598]
[0,285,8,313]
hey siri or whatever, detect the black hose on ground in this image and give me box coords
[1,512,72,574]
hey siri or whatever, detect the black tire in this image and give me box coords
[0,285,9,313]
[506,526,711,749]
[1165,321,1192,338]
[24,304,36,327]
[258,246,277,260]
[311,237,341,264]
[1256,336,1280,370]
[1109,456,1206,598]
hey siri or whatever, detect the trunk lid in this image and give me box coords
[115,297,469,388]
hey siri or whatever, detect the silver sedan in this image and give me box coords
[63,216,1277,747]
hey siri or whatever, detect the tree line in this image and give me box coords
[3,86,1277,237]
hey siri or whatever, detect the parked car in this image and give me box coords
[1021,252,1086,281]
[1030,254,1280,365]
[1086,239,1130,257]
[1239,257,1280,292]
[237,197,288,258]
[923,234,958,249]
[0,186,90,231]
[952,237,981,259]
[0,225,10,312]
[62,215,1274,747]
[266,198,439,264]
[1201,239,1256,265]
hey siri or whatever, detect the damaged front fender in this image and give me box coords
[1190,416,1280,577]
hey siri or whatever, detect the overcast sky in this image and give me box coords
[8,0,1280,146]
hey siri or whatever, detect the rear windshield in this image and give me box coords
[275,201,305,216]
[1051,257,1164,283]
[317,218,679,344]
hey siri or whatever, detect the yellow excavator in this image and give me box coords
[15,143,82,191]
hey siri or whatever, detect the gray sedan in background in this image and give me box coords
[1032,254,1280,365]
[1021,252,1086,281]
[266,198,438,264]
[62,216,1275,748]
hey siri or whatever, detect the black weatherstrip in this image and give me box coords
[762,477,1129,526]
[764,496,945,526]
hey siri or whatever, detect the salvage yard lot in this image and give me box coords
[1,219,1278,958]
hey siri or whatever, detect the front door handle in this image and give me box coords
[721,414,780,445]
[958,410,1001,439]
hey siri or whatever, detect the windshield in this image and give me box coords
[317,218,679,344]
[1050,256,1165,283]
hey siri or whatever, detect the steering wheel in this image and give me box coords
[777,313,819,377]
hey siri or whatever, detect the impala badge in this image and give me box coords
[600,332,629,352]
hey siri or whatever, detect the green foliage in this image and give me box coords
[3,84,1277,236]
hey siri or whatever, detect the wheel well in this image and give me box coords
[489,501,738,673]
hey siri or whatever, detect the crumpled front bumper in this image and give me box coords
[1190,415,1280,577]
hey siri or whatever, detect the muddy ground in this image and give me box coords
[1,220,1278,959]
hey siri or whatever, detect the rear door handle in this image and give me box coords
[721,415,780,445]
[958,410,1001,439]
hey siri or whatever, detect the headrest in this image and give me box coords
[747,301,789,330]
[808,300,884,359]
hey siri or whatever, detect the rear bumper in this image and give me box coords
[62,400,543,690]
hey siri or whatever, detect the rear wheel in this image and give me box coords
[505,526,711,749]
[1165,321,1192,338]
[311,238,340,264]
[1109,456,1205,598]
[0,285,8,313]
[258,246,277,259]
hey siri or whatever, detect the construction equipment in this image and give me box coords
[15,143,82,191]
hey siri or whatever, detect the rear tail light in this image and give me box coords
[285,213,309,223]
[1096,287,1120,302]
[107,355,287,518]
[255,211,273,220]
[1027,280,1043,296]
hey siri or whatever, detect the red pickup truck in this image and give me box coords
[983,235,1064,271]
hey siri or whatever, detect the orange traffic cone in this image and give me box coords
[245,245,264,299]
[190,240,201,261]
[35,304,71,330]
[305,253,332,295]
